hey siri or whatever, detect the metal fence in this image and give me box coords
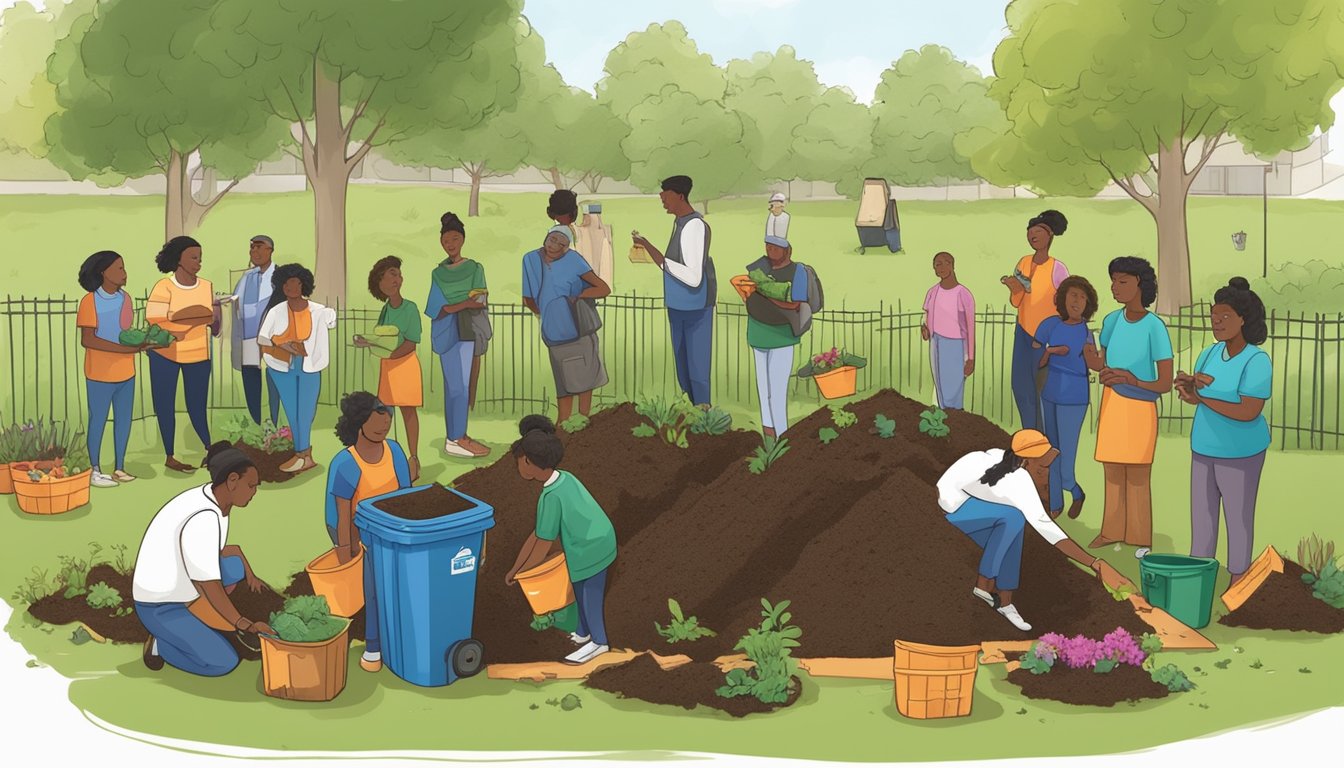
[3,294,1341,451]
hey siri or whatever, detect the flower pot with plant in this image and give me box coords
[795,347,867,399]
[7,420,92,514]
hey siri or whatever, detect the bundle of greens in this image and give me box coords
[268,595,347,643]
[748,268,793,302]
[118,324,172,347]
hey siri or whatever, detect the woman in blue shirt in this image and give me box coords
[521,226,611,425]
[1175,277,1271,590]
[1034,275,1098,520]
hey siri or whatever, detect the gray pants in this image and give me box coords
[930,334,966,410]
[1190,451,1266,576]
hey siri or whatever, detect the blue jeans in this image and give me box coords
[133,556,245,677]
[1011,325,1043,430]
[148,352,212,457]
[668,308,713,406]
[1041,399,1088,511]
[574,567,609,646]
[439,341,472,441]
[945,498,1026,591]
[268,363,320,451]
[931,334,966,410]
[327,525,380,654]
[87,378,134,473]
[241,364,280,425]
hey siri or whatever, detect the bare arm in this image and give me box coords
[387,339,417,360]
[578,271,611,300]
[523,297,539,316]
[1191,392,1267,422]
[80,327,144,355]
[334,497,361,563]
[192,580,274,635]
[1055,539,1103,572]
[506,533,557,585]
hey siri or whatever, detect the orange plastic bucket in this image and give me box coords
[893,639,980,720]
[516,554,575,615]
[0,463,14,495]
[305,547,365,617]
[730,275,757,302]
[814,365,858,399]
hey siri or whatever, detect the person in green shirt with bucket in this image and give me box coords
[505,415,616,666]
[741,235,819,441]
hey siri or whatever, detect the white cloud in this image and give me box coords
[814,55,885,105]
[712,0,801,16]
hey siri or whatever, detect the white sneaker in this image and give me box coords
[563,641,609,665]
[1135,547,1152,559]
[997,604,1033,632]
[443,439,475,458]
[90,471,118,488]
[569,633,591,646]
[972,588,996,608]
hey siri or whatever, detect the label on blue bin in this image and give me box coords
[451,547,477,576]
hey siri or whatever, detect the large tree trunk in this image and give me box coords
[468,171,482,217]
[548,167,564,190]
[1154,140,1193,315]
[164,149,187,241]
[310,65,352,307]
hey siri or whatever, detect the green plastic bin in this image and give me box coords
[1139,554,1220,629]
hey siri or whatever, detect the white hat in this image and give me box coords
[769,192,787,204]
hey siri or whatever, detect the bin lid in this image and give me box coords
[355,485,496,544]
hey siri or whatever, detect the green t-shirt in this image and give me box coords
[379,298,422,344]
[535,470,616,582]
[747,317,801,350]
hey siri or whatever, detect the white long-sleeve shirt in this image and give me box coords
[936,449,1068,545]
[258,301,337,374]
[663,217,707,289]
[766,211,790,240]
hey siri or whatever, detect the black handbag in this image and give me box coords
[539,254,602,341]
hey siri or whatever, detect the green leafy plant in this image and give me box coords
[873,414,897,439]
[85,581,123,611]
[747,438,791,475]
[1298,534,1337,579]
[0,421,31,464]
[1019,648,1055,675]
[1151,664,1196,692]
[795,347,868,378]
[829,405,857,429]
[631,423,656,438]
[1105,581,1135,602]
[716,598,803,705]
[108,544,129,574]
[1301,559,1344,609]
[268,595,347,643]
[634,395,696,448]
[918,407,951,438]
[818,427,839,445]
[689,406,733,436]
[57,542,103,599]
[1139,632,1163,663]
[654,598,717,644]
[1213,658,1231,670]
[559,413,590,433]
[747,268,793,301]
[11,566,57,604]
[217,414,293,454]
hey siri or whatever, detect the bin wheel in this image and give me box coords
[450,639,484,678]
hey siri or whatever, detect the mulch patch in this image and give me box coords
[1218,560,1344,634]
[584,654,799,717]
[1007,664,1171,706]
[234,441,298,484]
[370,483,477,521]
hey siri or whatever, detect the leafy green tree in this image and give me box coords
[554,92,631,194]
[971,0,1344,313]
[199,0,523,303]
[725,46,825,186]
[794,86,873,199]
[44,0,288,239]
[867,45,1004,188]
[0,0,97,159]
[596,21,726,119]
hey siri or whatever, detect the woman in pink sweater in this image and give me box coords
[921,251,976,409]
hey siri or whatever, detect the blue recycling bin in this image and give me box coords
[355,484,495,687]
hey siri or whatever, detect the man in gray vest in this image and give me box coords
[225,236,280,425]
[632,175,716,407]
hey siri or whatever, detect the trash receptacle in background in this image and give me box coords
[1231,231,1247,251]
[355,485,495,687]
[1139,554,1219,629]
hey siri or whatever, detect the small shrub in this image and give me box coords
[1024,628,1147,675]
[747,437,790,475]
[57,542,102,599]
[560,413,591,433]
[873,414,896,439]
[1301,559,1344,609]
[85,581,123,610]
[818,427,839,445]
[11,567,56,604]
[1019,642,1056,675]
[654,598,717,644]
[218,415,293,454]
[634,395,695,448]
[1104,581,1135,602]
[829,405,857,429]
[631,423,656,438]
[1151,664,1196,692]
[689,406,733,436]
[109,544,130,574]
[268,595,346,643]
[716,599,802,705]
[918,407,950,438]
[1297,534,1337,579]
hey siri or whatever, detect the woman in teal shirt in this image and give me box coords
[1175,277,1271,589]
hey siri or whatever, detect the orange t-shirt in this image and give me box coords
[146,276,213,364]
[1011,255,1068,336]
[76,292,135,383]
[268,307,312,366]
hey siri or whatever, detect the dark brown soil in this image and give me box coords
[1007,663,1171,706]
[455,393,1147,671]
[1218,561,1344,634]
[234,441,298,484]
[372,483,477,520]
[584,654,800,717]
[283,570,367,646]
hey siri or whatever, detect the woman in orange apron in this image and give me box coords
[1084,257,1173,559]
[324,392,413,673]
[355,256,424,481]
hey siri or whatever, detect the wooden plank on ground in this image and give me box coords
[797,657,894,680]
[980,641,1033,665]
[1128,596,1218,650]
[486,649,638,681]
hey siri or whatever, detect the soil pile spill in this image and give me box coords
[234,442,299,484]
[1007,664,1171,706]
[584,654,799,717]
[1218,561,1344,634]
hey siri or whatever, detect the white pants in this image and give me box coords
[752,346,795,435]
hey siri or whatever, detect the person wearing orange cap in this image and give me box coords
[937,429,1106,631]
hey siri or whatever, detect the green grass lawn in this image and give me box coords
[3,405,1341,761]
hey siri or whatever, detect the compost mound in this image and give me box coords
[235,442,298,484]
[1007,664,1170,706]
[1218,561,1344,634]
[373,483,476,520]
[455,392,1148,671]
[584,654,799,717]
